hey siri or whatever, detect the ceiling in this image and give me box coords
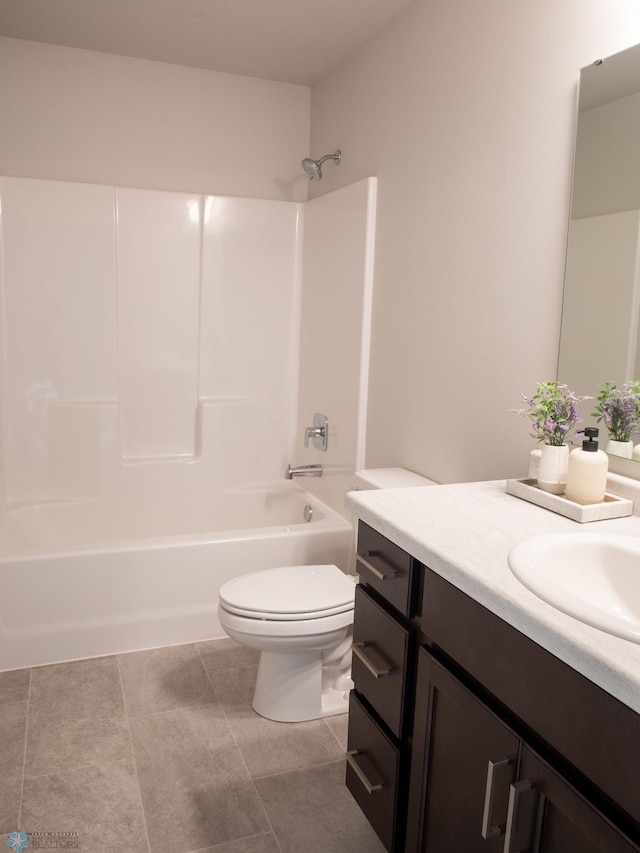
[0,0,415,86]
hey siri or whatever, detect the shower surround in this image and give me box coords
[0,175,376,669]
[0,178,302,496]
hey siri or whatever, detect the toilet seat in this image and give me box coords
[219,564,355,621]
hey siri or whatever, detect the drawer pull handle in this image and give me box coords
[352,642,395,678]
[357,552,398,581]
[503,780,541,853]
[481,757,516,839]
[346,750,383,794]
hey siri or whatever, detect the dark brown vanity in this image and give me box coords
[346,519,640,853]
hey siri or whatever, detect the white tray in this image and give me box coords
[505,478,633,523]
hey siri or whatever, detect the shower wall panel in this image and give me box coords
[200,196,302,483]
[295,178,377,515]
[0,177,301,505]
[116,188,202,459]
[0,177,117,500]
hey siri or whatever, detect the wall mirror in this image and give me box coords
[558,41,640,465]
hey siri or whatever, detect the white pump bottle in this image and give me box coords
[564,427,608,505]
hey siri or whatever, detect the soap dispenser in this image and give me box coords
[564,427,608,505]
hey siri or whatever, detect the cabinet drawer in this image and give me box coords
[352,584,410,738]
[357,521,417,617]
[346,691,402,853]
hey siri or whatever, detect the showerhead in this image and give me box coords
[301,150,342,180]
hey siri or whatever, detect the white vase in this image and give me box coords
[537,443,569,494]
[606,439,634,458]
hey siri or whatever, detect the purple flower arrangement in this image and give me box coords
[592,381,640,442]
[511,381,588,446]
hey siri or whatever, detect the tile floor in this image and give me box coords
[0,638,385,853]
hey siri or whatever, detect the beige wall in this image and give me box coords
[0,37,311,201]
[309,0,640,483]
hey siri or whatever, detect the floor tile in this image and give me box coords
[326,713,348,751]
[144,777,270,853]
[0,669,31,705]
[129,703,237,783]
[197,638,260,674]
[29,657,125,727]
[254,760,386,853]
[208,665,259,723]
[0,702,28,771]
[21,760,149,853]
[129,704,268,853]
[0,774,23,837]
[210,665,344,778]
[118,643,218,717]
[0,702,27,834]
[25,713,134,778]
[202,833,281,852]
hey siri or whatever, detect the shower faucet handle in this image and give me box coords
[304,426,321,444]
[304,413,329,451]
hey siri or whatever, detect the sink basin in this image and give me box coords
[508,532,640,643]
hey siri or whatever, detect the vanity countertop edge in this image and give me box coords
[345,479,640,715]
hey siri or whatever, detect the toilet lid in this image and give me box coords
[219,564,356,621]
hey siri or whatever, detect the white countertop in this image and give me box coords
[345,477,640,715]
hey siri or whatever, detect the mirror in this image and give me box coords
[558,42,640,460]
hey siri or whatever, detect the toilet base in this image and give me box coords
[252,649,351,722]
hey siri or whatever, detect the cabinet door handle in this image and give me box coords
[352,642,395,678]
[481,758,516,839]
[346,750,383,794]
[357,552,398,581]
[503,780,541,853]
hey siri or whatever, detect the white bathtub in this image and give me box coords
[0,485,354,671]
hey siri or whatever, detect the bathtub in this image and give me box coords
[0,485,354,671]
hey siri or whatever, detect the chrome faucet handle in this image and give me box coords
[304,413,329,451]
[304,425,324,447]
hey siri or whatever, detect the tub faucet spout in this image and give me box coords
[285,464,323,479]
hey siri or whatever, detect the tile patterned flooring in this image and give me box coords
[0,639,385,853]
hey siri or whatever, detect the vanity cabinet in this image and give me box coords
[346,521,640,853]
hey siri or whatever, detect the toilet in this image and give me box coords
[217,467,436,723]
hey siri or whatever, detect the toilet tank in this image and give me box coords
[354,467,437,489]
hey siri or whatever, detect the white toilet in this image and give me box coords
[217,468,436,723]
[218,563,356,722]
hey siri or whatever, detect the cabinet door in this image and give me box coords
[407,648,520,853]
[504,746,640,853]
